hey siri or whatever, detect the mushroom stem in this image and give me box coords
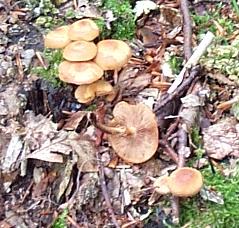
[95,122,126,135]
[113,69,119,84]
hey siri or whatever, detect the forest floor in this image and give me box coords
[1,0,239,227]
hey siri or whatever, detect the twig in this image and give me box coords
[159,139,179,164]
[154,65,200,114]
[177,128,188,168]
[16,51,24,81]
[96,153,120,228]
[180,0,192,60]
[167,31,215,94]
[67,215,81,228]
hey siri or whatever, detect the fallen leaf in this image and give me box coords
[62,110,88,130]
[2,135,23,173]
[203,118,239,159]
[200,186,224,205]
[69,134,98,172]
[118,66,153,96]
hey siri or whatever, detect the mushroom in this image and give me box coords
[69,19,100,41]
[153,175,171,195]
[74,80,113,104]
[105,101,158,164]
[63,40,97,62]
[44,25,71,49]
[94,80,113,96]
[74,84,96,104]
[167,167,203,197]
[59,61,103,85]
[94,40,132,83]
[94,40,131,70]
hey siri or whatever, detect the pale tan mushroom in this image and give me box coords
[107,101,159,164]
[94,80,113,96]
[69,19,100,41]
[74,84,96,104]
[153,175,171,195]
[63,40,97,62]
[44,25,71,49]
[94,40,132,83]
[94,40,132,71]
[167,167,203,197]
[58,61,103,85]
[74,80,113,104]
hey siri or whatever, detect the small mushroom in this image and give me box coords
[74,80,113,104]
[44,25,71,49]
[63,40,97,62]
[74,84,96,104]
[153,175,171,195]
[167,167,203,197]
[94,80,113,96]
[59,61,103,85]
[107,101,159,164]
[69,19,100,41]
[94,40,132,71]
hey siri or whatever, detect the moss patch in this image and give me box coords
[180,166,239,227]
[32,49,64,88]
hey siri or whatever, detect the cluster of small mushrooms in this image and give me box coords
[44,18,131,103]
[44,19,160,164]
[44,20,204,198]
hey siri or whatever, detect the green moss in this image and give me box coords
[180,167,239,227]
[52,209,68,228]
[27,0,65,29]
[101,0,136,40]
[32,49,64,88]
[168,55,183,75]
[192,3,236,40]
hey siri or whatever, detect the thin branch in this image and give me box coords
[180,0,193,60]
[167,31,214,94]
[159,139,179,164]
[154,65,200,114]
[97,154,120,228]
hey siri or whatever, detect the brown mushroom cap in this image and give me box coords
[59,61,103,85]
[44,25,71,49]
[108,101,159,164]
[75,84,96,103]
[168,167,203,197]
[94,80,113,96]
[94,40,132,70]
[153,176,170,195]
[74,80,113,103]
[63,41,97,62]
[69,19,99,41]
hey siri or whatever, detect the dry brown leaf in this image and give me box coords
[203,118,239,159]
[62,110,88,130]
[32,171,56,199]
[69,134,98,172]
[118,66,152,96]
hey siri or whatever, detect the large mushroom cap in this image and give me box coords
[44,25,71,49]
[94,40,132,70]
[168,167,203,197]
[108,101,159,164]
[59,61,103,85]
[63,40,97,62]
[69,19,99,41]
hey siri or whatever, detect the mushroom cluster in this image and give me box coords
[44,19,132,103]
